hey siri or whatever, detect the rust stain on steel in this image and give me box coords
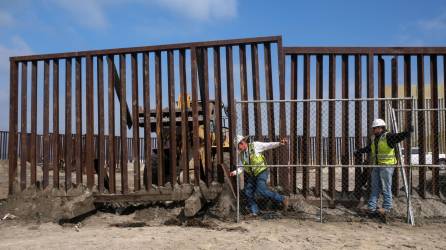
[354,55,363,198]
[86,56,95,189]
[179,49,189,184]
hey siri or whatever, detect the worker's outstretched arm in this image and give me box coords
[252,141,283,153]
[386,126,413,148]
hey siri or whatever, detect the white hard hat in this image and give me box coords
[234,135,247,147]
[372,118,386,128]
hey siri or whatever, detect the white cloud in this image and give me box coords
[154,0,237,21]
[0,10,14,27]
[0,36,32,85]
[49,0,108,29]
[417,11,446,31]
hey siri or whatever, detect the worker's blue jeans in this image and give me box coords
[244,171,284,214]
[368,167,394,212]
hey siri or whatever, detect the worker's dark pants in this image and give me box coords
[244,171,284,214]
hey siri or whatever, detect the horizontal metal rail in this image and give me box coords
[235,97,413,103]
[10,35,281,62]
[284,47,446,55]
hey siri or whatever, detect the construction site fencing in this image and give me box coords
[235,98,446,224]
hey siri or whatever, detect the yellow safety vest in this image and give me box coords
[371,132,397,165]
[241,143,268,176]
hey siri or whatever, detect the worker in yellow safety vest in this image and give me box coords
[230,135,289,216]
[354,118,413,216]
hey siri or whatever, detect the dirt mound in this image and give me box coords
[0,185,95,223]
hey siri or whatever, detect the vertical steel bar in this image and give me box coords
[302,54,310,197]
[378,56,385,116]
[191,47,200,185]
[366,53,374,194]
[264,42,279,187]
[53,60,60,188]
[430,55,439,195]
[417,55,426,198]
[43,60,50,189]
[86,56,94,189]
[391,57,400,195]
[239,44,249,135]
[179,50,189,184]
[155,51,164,186]
[97,56,105,192]
[315,54,323,197]
[213,47,224,183]
[107,55,116,193]
[65,58,72,190]
[30,61,37,186]
[120,54,128,193]
[131,53,140,191]
[226,46,236,169]
[8,60,18,194]
[143,53,151,190]
[290,55,298,194]
[328,54,336,199]
[251,43,262,140]
[404,55,412,190]
[20,62,27,190]
[201,48,212,184]
[75,57,82,185]
[167,50,177,185]
[341,55,349,193]
[277,39,288,193]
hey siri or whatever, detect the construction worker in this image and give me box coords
[354,118,413,216]
[230,135,289,216]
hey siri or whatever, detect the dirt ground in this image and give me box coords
[2,161,446,249]
[1,213,446,250]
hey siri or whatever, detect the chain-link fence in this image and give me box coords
[234,98,446,224]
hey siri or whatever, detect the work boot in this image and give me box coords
[377,208,388,223]
[282,197,289,211]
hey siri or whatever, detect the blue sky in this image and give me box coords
[0,0,446,131]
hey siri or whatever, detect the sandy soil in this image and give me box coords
[1,213,446,250]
